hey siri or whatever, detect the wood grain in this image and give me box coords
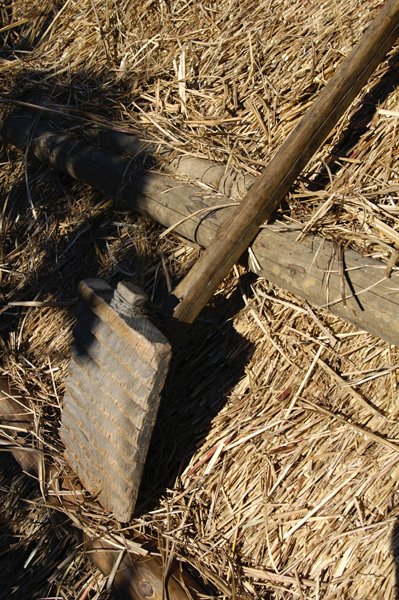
[59,280,172,522]
[251,229,399,347]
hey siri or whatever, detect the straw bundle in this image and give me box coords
[1,0,399,598]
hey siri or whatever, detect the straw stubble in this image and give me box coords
[1,0,399,598]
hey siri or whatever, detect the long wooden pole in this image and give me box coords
[163,0,399,331]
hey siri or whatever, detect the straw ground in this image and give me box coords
[1,1,399,598]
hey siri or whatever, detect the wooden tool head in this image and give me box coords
[59,279,172,522]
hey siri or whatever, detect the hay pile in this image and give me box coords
[1,0,399,598]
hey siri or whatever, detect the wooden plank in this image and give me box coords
[59,280,172,522]
[1,114,399,346]
[0,377,205,600]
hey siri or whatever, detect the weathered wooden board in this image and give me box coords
[59,280,172,522]
[1,114,399,346]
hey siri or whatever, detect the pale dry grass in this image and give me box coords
[1,1,399,598]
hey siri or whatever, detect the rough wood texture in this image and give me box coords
[251,230,399,347]
[59,280,172,522]
[1,114,399,347]
[0,377,204,600]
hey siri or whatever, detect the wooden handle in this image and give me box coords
[161,0,399,330]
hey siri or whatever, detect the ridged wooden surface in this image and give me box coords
[60,279,172,522]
